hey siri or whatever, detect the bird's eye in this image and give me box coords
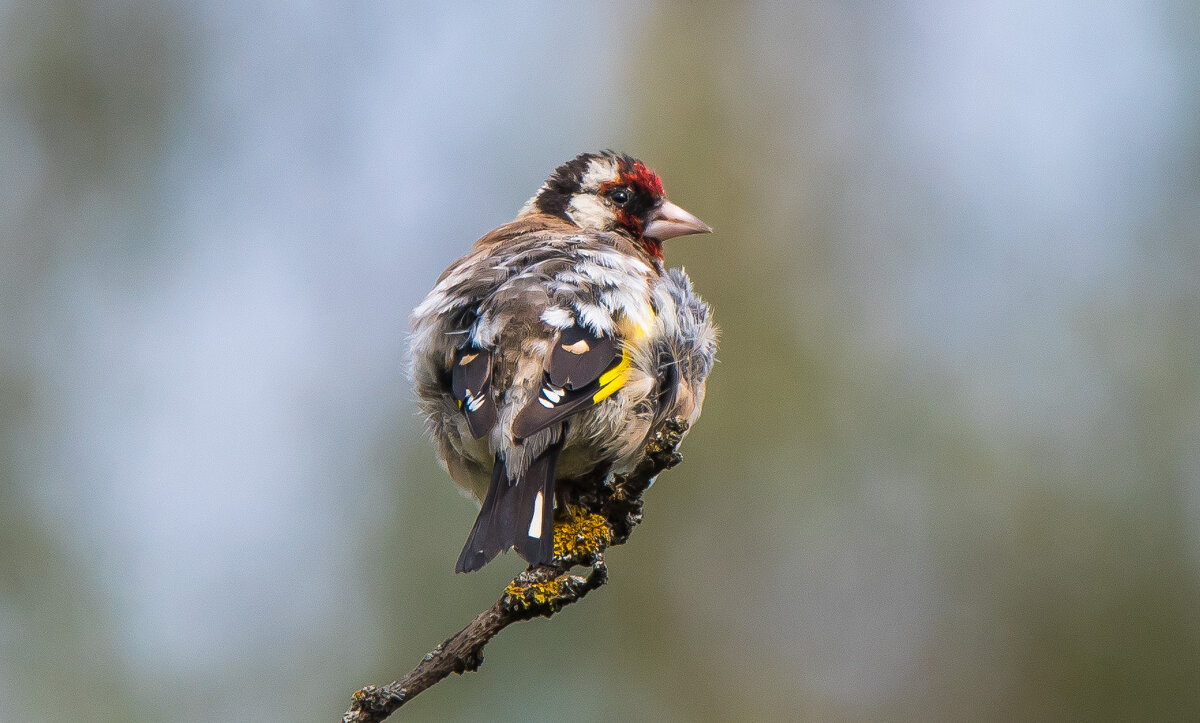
[608,188,631,206]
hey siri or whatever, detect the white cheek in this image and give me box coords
[567,194,614,231]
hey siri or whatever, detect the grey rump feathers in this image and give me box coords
[409,152,716,573]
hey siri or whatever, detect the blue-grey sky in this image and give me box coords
[2,2,1197,721]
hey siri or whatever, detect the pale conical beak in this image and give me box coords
[643,200,713,241]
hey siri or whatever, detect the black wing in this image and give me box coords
[511,325,630,441]
[450,344,498,439]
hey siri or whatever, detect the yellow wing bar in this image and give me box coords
[592,347,632,403]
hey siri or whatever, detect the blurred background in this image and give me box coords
[2,2,1198,721]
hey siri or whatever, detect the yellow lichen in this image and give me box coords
[553,506,612,559]
[527,578,562,604]
[506,577,564,610]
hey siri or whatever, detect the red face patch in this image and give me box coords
[597,158,667,258]
[622,160,664,197]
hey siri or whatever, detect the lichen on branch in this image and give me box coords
[341,418,690,723]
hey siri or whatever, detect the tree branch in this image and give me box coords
[341,418,689,723]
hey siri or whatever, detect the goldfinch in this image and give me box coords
[410,151,716,572]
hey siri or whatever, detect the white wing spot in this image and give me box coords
[528,491,544,538]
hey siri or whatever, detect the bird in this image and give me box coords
[410,150,717,573]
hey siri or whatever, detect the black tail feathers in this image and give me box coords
[455,443,561,573]
[454,458,514,573]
